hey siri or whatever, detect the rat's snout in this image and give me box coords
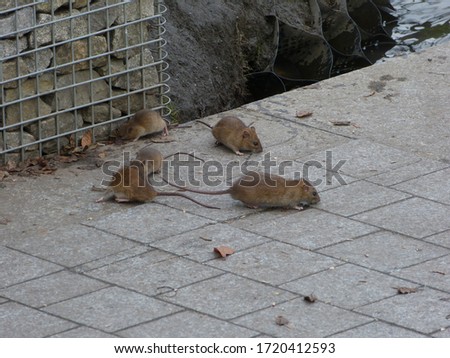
[253,141,263,152]
[313,193,320,204]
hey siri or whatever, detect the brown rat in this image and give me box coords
[96,163,218,209]
[197,116,263,156]
[117,109,169,141]
[163,171,320,210]
[133,146,204,175]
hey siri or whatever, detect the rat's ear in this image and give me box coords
[242,129,250,138]
[250,126,256,131]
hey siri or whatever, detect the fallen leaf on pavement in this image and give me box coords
[396,287,417,294]
[330,120,351,126]
[0,170,9,181]
[199,236,213,241]
[213,245,235,258]
[275,315,289,326]
[432,270,446,275]
[55,155,79,163]
[296,111,313,118]
[304,294,317,303]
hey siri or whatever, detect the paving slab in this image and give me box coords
[73,246,150,272]
[0,302,77,338]
[281,263,415,310]
[331,321,428,338]
[207,241,339,286]
[5,225,137,268]
[395,254,450,292]
[318,180,411,217]
[433,327,450,338]
[0,166,127,241]
[50,326,118,338]
[233,297,372,338]
[0,271,109,308]
[152,223,270,263]
[367,159,449,187]
[87,250,223,296]
[353,197,450,239]
[43,287,182,333]
[232,209,378,250]
[0,246,62,289]
[87,203,214,243]
[118,311,258,338]
[423,230,450,249]
[318,231,448,273]
[355,288,450,335]
[393,167,450,205]
[159,274,296,320]
[299,139,421,179]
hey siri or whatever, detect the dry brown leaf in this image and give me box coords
[55,155,79,163]
[5,160,17,171]
[397,287,417,294]
[0,217,10,225]
[213,245,235,258]
[68,135,76,148]
[275,315,289,326]
[81,130,93,148]
[330,120,351,126]
[304,294,317,303]
[364,91,376,97]
[199,236,213,242]
[0,170,9,181]
[296,111,313,119]
[432,270,446,275]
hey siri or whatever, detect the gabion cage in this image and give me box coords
[0,0,169,163]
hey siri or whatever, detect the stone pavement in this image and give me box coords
[1,42,449,338]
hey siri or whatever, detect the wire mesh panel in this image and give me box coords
[0,0,169,163]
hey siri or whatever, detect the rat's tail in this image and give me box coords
[160,176,230,196]
[196,120,213,129]
[163,152,205,162]
[161,191,220,209]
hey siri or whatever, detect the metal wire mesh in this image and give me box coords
[0,0,169,163]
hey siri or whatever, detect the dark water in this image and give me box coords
[384,0,450,58]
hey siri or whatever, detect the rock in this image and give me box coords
[36,0,92,14]
[89,120,121,140]
[22,49,54,75]
[1,58,29,89]
[85,0,122,32]
[53,70,110,110]
[0,37,27,59]
[0,131,37,152]
[80,104,122,124]
[26,112,84,153]
[111,48,159,90]
[1,1,33,13]
[5,98,53,128]
[29,10,89,47]
[54,36,108,74]
[0,6,34,39]
[111,22,146,59]
[111,89,159,114]
[5,73,55,103]
[115,0,155,24]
